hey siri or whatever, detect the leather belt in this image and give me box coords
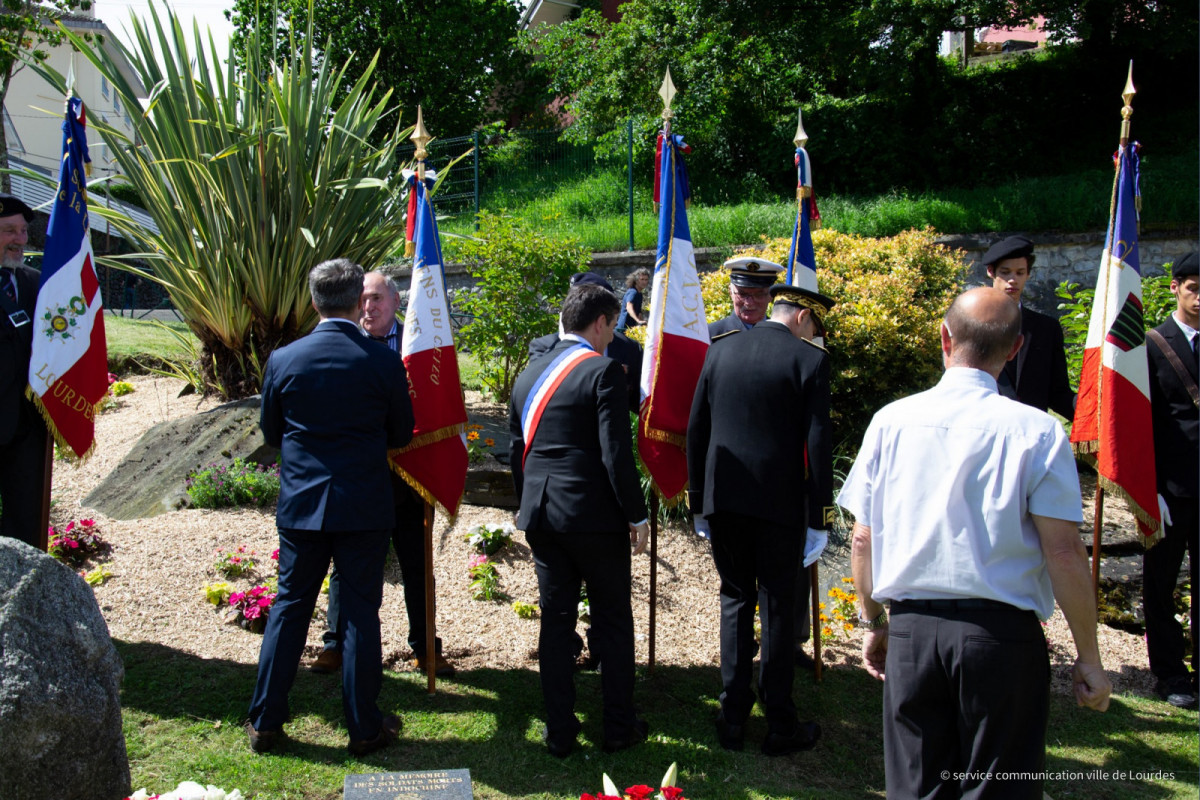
[893,598,1023,613]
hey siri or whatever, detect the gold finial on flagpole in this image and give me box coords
[659,67,676,124]
[793,107,808,149]
[412,105,432,181]
[1119,61,1135,144]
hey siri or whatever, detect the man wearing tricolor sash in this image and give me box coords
[509,283,650,758]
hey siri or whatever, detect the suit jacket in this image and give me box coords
[999,306,1075,419]
[1147,317,1199,499]
[529,330,643,410]
[687,321,832,530]
[509,338,647,534]
[0,265,42,445]
[707,313,752,340]
[260,319,414,531]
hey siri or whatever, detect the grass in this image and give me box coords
[105,314,198,374]
[118,638,1198,799]
[440,149,1198,253]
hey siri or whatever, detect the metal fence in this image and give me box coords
[399,123,638,249]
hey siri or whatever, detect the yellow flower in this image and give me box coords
[467,431,480,442]
[484,438,495,447]
[821,626,833,638]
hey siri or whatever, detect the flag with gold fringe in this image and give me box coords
[391,169,469,516]
[26,95,107,459]
[1069,137,1160,541]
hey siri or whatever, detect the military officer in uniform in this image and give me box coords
[707,256,784,338]
[688,282,834,756]
[983,235,1075,418]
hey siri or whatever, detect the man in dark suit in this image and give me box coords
[984,235,1075,418]
[0,195,48,548]
[510,283,651,758]
[310,269,456,679]
[688,283,834,756]
[529,271,643,411]
[707,256,783,339]
[1144,251,1199,709]
[247,258,414,756]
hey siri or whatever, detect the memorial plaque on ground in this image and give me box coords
[344,769,472,800]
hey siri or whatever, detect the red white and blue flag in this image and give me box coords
[392,170,469,516]
[26,96,107,459]
[638,132,708,504]
[784,143,821,292]
[1070,141,1160,541]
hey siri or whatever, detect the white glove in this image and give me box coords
[803,528,828,567]
[692,514,711,540]
[1157,494,1174,528]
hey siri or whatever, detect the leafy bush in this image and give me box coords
[455,212,591,402]
[204,581,234,606]
[48,519,111,567]
[111,380,135,397]
[186,458,280,509]
[468,555,506,601]
[728,227,963,450]
[212,545,257,579]
[512,600,538,619]
[1055,271,1177,390]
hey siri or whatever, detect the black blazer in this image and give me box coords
[687,321,832,530]
[509,338,647,534]
[1000,306,1075,419]
[1147,317,1199,499]
[0,266,42,445]
[260,320,414,531]
[529,330,643,410]
[707,313,749,340]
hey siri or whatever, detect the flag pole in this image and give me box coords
[646,68,675,672]
[1090,64,1137,596]
[410,107,439,694]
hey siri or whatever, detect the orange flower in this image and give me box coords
[484,438,495,447]
[467,431,480,442]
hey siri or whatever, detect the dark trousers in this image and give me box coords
[884,602,1050,800]
[324,487,439,656]
[1143,495,1198,681]
[0,422,48,548]
[709,512,804,733]
[249,526,390,742]
[526,529,637,743]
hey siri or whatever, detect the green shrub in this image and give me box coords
[455,212,591,402]
[1055,271,1177,390]
[733,227,964,450]
[185,458,280,509]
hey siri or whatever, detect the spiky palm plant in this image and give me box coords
[34,7,409,397]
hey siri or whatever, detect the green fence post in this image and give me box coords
[473,130,480,232]
[627,117,634,251]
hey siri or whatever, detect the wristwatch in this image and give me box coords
[860,609,888,630]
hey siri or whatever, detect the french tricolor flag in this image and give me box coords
[1070,140,1159,540]
[638,131,708,504]
[392,170,469,516]
[26,96,107,459]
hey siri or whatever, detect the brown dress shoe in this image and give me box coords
[348,713,402,757]
[309,648,342,674]
[245,720,283,753]
[412,652,456,677]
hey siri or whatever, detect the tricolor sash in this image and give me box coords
[520,343,599,466]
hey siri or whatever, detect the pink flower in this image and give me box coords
[469,554,489,569]
[243,605,261,620]
[270,549,279,561]
[229,592,245,605]
[79,519,94,527]
[257,597,273,608]
[64,521,75,533]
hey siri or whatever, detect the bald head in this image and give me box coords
[942,287,1023,373]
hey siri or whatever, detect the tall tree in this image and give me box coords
[227,0,530,137]
[0,0,93,192]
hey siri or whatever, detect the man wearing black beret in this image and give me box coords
[983,235,1076,418]
[0,194,48,548]
[1143,251,1199,709]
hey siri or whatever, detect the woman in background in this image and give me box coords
[617,268,650,331]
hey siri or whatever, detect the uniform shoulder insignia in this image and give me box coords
[711,329,741,342]
[800,337,828,353]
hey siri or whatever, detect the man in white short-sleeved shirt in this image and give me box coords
[839,287,1111,800]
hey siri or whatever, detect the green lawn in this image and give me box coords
[119,639,1198,799]
[105,314,198,374]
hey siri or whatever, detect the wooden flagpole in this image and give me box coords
[648,494,659,673]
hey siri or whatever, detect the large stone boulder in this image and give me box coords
[0,538,130,799]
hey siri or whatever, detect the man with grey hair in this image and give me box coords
[841,287,1110,799]
[248,258,414,756]
[0,194,47,548]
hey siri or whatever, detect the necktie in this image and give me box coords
[1193,336,1198,372]
[0,269,14,302]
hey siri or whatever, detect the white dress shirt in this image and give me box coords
[837,367,1083,619]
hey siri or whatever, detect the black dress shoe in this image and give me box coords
[602,717,648,753]
[245,720,284,754]
[762,720,821,756]
[348,713,402,756]
[542,725,578,758]
[715,717,745,751]
[1156,676,1199,710]
[794,647,815,671]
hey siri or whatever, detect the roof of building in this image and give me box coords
[8,155,160,241]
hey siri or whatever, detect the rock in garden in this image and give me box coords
[0,538,130,800]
